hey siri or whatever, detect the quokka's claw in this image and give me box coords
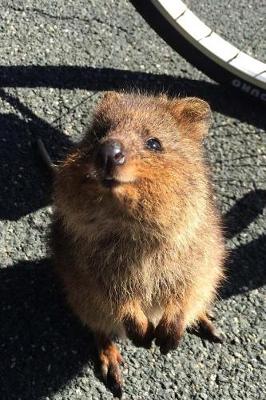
[107,362,123,398]
[198,315,224,343]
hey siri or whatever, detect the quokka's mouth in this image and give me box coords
[100,175,137,189]
[101,178,121,188]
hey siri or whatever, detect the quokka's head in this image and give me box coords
[55,92,212,230]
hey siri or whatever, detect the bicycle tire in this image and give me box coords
[131,0,266,103]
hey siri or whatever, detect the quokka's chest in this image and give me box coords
[88,246,186,306]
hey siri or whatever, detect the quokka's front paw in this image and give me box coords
[124,316,155,349]
[155,313,185,355]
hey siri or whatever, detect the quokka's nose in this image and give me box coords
[96,141,125,170]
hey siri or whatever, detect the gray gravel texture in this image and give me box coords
[0,1,265,399]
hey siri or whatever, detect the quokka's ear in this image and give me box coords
[169,97,212,141]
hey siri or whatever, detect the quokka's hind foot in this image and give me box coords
[205,310,215,321]
[122,300,155,349]
[197,315,224,343]
[124,315,154,349]
[154,306,185,355]
[97,334,124,398]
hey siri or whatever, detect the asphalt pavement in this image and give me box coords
[0,1,265,399]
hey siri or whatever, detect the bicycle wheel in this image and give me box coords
[132,0,266,103]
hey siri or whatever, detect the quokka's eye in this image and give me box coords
[146,138,162,151]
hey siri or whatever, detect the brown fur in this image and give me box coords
[51,92,225,395]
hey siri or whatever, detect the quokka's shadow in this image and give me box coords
[0,90,72,221]
[0,259,97,400]
[221,189,266,299]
